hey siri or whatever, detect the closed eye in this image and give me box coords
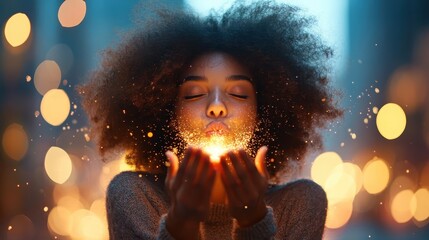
[184,94,206,100]
[229,93,248,99]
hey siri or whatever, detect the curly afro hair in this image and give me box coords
[79,0,342,184]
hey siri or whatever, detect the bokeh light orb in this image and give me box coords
[376,103,406,140]
[44,146,72,184]
[2,123,28,161]
[34,60,62,95]
[363,157,390,194]
[47,206,72,236]
[58,0,87,28]
[4,13,31,47]
[413,188,429,222]
[342,162,363,194]
[69,209,105,240]
[311,151,343,187]
[40,89,70,126]
[391,189,416,223]
[324,164,357,204]
[325,200,353,229]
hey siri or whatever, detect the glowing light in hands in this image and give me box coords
[201,136,228,163]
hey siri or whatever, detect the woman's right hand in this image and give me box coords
[164,147,217,240]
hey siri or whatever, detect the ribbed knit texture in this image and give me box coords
[106,171,327,239]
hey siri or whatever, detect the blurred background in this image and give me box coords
[1,0,429,239]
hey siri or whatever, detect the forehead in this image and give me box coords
[185,52,249,76]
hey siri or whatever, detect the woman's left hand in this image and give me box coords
[218,146,270,227]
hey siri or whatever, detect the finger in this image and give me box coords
[165,151,178,189]
[219,156,241,206]
[255,146,269,179]
[166,151,179,176]
[173,147,193,189]
[238,149,260,181]
[227,151,249,185]
[230,150,259,198]
[187,148,202,183]
[198,152,212,182]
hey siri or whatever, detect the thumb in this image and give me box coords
[255,146,269,179]
[165,150,179,185]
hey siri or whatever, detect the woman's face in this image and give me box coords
[176,52,257,155]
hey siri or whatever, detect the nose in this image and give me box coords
[206,91,227,118]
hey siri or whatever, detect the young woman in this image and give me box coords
[80,1,341,239]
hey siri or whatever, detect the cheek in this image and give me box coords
[231,104,257,129]
[176,103,205,130]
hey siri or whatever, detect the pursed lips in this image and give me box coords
[205,121,230,137]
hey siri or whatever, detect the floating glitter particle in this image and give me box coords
[372,107,379,114]
[35,111,40,118]
[8,226,12,230]
[26,75,32,82]
[84,133,90,142]
[375,88,380,93]
[147,132,153,138]
[340,142,345,147]
[43,206,48,212]
[364,118,369,124]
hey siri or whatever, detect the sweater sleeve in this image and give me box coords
[232,206,277,240]
[270,179,328,240]
[106,171,174,240]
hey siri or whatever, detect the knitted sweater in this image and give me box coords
[106,171,327,240]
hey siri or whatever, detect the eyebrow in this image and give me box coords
[183,74,253,82]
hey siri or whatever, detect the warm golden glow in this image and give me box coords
[58,196,84,212]
[391,189,416,223]
[58,0,87,28]
[53,184,80,204]
[69,209,105,240]
[90,199,109,240]
[324,164,357,204]
[99,157,134,195]
[376,103,406,140]
[325,200,353,229]
[34,60,62,95]
[47,206,72,236]
[4,13,31,47]
[363,157,390,194]
[40,89,70,126]
[2,123,28,161]
[342,162,363,194]
[413,188,429,222]
[311,151,343,188]
[44,146,73,184]
[201,136,229,163]
[390,175,416,200]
